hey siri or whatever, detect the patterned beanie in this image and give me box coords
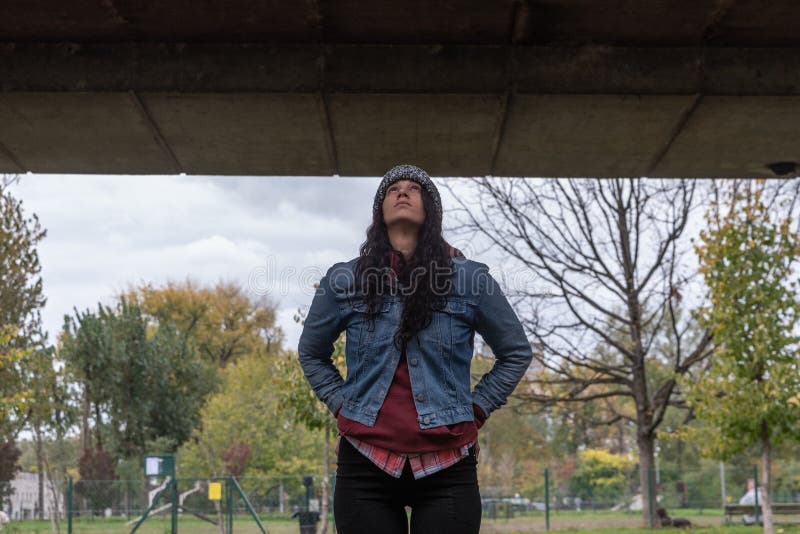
[373,164,442,222]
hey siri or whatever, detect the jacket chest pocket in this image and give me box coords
[435,298,473,348]
[351,299,395,341]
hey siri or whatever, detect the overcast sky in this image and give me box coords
[9,174,490,352]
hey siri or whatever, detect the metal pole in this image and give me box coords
[655,442,661,485]
[720,462,726,508]
[131,478,172,534]
[227,478,234,534]
[171,478,178,534]
[753,465,760,524]
[231,477,266,534]
[544,468,550,531]
[67,477,73,534]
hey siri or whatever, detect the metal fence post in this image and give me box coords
[67,477,73,534]
[544,468,550,531]
[227,477,234,534]
[171,478,178,534]
[231,477,266,534]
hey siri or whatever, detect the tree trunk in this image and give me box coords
[214,499,225,534]
[761,424,774,534]
[317,423,331,534]
[34,425,44,521]
[81,389,90,451]
[94,404,103,450]
[43,452,61,533]
[637,433,656,528]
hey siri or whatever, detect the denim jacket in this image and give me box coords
[297,256,532,430]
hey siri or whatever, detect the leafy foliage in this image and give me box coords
[128,280,283,367]
[76,445,117,512]
[0,179,47,441]
[569,448,635,504]
[273,306,346,432]
[0,439,22,502]
[685,180,800,458]
[177,353,323,481]
[0,330,30,440]
[0,179,46,339]
[60,298,218,459]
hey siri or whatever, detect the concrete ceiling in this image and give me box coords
[1,1,799,178]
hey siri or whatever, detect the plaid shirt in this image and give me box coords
[339,435,479,479]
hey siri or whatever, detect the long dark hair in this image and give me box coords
[355,187,458,351]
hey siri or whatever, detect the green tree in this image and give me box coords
[23,344,75,521]
[60,298,217,460]
[178,351,323,480]
[0,176,47,441]
[0,330,29,442]
[686,179,800,534]
[0,176,46,340]
[179,350,321,529]
[272,304,346,534]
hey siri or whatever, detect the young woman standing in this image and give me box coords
[298,164,532,534]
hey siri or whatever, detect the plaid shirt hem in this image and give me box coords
[339,435,479,480]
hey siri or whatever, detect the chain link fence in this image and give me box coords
[3,464,800,532]
[479,463,800,531]
[1,475,334,533]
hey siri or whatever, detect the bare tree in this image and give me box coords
[445,177,712,526]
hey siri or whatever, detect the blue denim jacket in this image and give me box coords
[297,256,532,429]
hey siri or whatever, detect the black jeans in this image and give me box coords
[333,438,482,534]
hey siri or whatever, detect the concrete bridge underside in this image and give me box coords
[1,1,799,178]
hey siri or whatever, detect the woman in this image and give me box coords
[298,164,532,534]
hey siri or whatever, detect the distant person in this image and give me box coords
[298,164,533,534]
[739,478,764,525]
[739,478,764,505]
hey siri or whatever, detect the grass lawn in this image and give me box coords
[0,515,298,533]
[5,511,800,533]
[481,508,800,532]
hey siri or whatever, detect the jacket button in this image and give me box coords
[410,358,418,366]
[423,416,430,424]
[416,393,424,401]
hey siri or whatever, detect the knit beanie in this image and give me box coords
[373,164,442,223]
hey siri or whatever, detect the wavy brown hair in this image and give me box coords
[355,187,459,351]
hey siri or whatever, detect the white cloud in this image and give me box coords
[10,173,499,350]
[10,174,380,349]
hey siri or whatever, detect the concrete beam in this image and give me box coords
[0,92,175,173]
[2,44,800,95]
[652,96,800,178]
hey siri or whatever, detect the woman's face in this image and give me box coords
[382,179,426,228]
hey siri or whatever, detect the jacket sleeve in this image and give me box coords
[297,265,347,415]
[471,264,533,419]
